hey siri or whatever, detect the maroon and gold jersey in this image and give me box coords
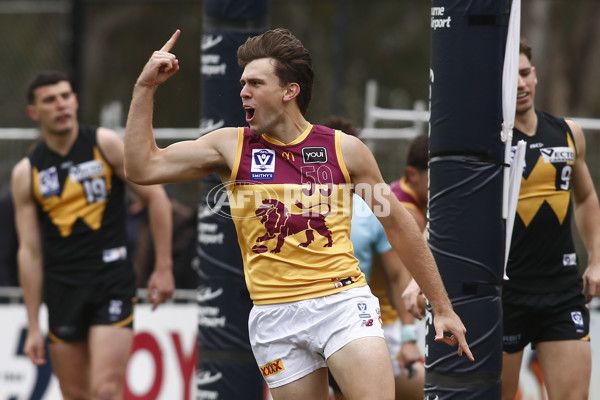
[390,177,425,215]
[229,124,366,305]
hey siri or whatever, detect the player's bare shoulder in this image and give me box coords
[199,127,240,167]
[96,127,126,167]
[339,131,375,177]
[11,156,33,200]
[565,119,586,155]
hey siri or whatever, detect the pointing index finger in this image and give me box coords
[160,29,181,52]
[458,336,475,361]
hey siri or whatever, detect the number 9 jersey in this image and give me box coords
[506,110,580,293]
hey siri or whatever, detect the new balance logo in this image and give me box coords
[260,359,285,378]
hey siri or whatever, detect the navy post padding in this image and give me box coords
[427,0,509,398]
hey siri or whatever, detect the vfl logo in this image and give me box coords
[563,253,577,267]
[38,166,60,198]
[251,149,275,180]
[357,302,371,318]
[252,199,333,254]
[571,311,584,330]
[302,147,327,164]
[108,300,123,321]
[260,359,285,378]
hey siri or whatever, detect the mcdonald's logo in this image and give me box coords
[281,152,295,161]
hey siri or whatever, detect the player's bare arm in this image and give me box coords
[11,159,47,365]
[341,133,474,360]
[97,127,176,309]
[125,30,238,185]
[568,119,600,301]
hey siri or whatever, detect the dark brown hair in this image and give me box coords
[520,38,532,61]
[26,70,71,105]
[321,115,360,137]
[406,134,429,171]
[238,28,314,115]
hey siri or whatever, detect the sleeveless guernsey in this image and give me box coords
[28,126,130,283]
[230,124,366,305]
[390,177,426,216]
[506,110,580,293]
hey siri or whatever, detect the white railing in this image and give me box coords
[362,79,600,137]
[0,286,198,304]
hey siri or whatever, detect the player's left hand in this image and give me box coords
[433,312,475,361]
[136,29,181,88]
[398,341,422,367]
[146,266,175,311]
[582,262,600,303]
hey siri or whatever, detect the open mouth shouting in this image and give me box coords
[244,105,255,123]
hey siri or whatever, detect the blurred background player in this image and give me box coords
[12,70,175,399]
[501,39,600,400]
[324,116,426,400]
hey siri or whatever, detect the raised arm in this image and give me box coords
[568,120,600,302]
[124,30,237,185]
[342,133,473,361]
[12,158,47,365]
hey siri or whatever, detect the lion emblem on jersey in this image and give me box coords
[252,199,333,254]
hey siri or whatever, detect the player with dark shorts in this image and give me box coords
[502,282,590,354]
[500,40,600,400]
[13,71,175,400]
[44,260,136,343]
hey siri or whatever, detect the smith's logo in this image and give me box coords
[302,147,327,163]
[260,359,285,378]
[281,151,295,161]
[251,149,275,180]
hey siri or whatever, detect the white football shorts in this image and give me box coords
[249,285,384,388]
[383,320,402,376]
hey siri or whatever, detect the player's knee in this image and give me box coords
[59,383,89,400]
[92,379,122,400]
